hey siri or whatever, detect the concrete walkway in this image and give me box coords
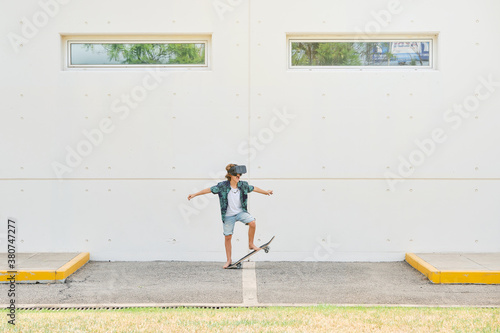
[0,253,89,283]
[416,253,500,271]
[406,253,500,284]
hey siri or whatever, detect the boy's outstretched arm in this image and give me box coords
[253,187,273,196]
[188,188,211,200]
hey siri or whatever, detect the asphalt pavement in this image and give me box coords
[9,261,500,307]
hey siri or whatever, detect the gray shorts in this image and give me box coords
[223,211,255,236]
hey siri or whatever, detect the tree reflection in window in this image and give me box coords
[291,41,430,67]
[71,43,206,66]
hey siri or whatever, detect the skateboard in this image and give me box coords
[227,236,275,269]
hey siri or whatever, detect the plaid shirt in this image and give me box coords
[210,181,254,221]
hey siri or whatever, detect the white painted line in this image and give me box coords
[242,261,258,305]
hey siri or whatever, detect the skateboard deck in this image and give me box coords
[227,236,275,269]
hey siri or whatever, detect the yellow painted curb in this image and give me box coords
[0,270,56,282]
[405,253,440,283]
[0,252,89,283]
[56,252,90,280]
[439,271,500,284]
[405,253,500,284]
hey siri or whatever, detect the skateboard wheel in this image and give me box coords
[264,247,270,253]
[237,263,242,269]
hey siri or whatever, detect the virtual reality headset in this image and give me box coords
[229,165,247,176]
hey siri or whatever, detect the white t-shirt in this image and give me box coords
[226,187,243,217]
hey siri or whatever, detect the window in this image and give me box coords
[64,36,210,69]
[289,37,434,69]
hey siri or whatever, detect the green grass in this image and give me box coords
[1,306,499,332]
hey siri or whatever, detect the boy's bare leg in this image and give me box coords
[247,220,260,251]
[224,235,232,269]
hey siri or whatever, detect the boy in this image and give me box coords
[187,164,273,268]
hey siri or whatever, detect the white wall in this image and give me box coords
[1,0,499,261]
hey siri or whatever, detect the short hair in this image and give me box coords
[225,163,237,181]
